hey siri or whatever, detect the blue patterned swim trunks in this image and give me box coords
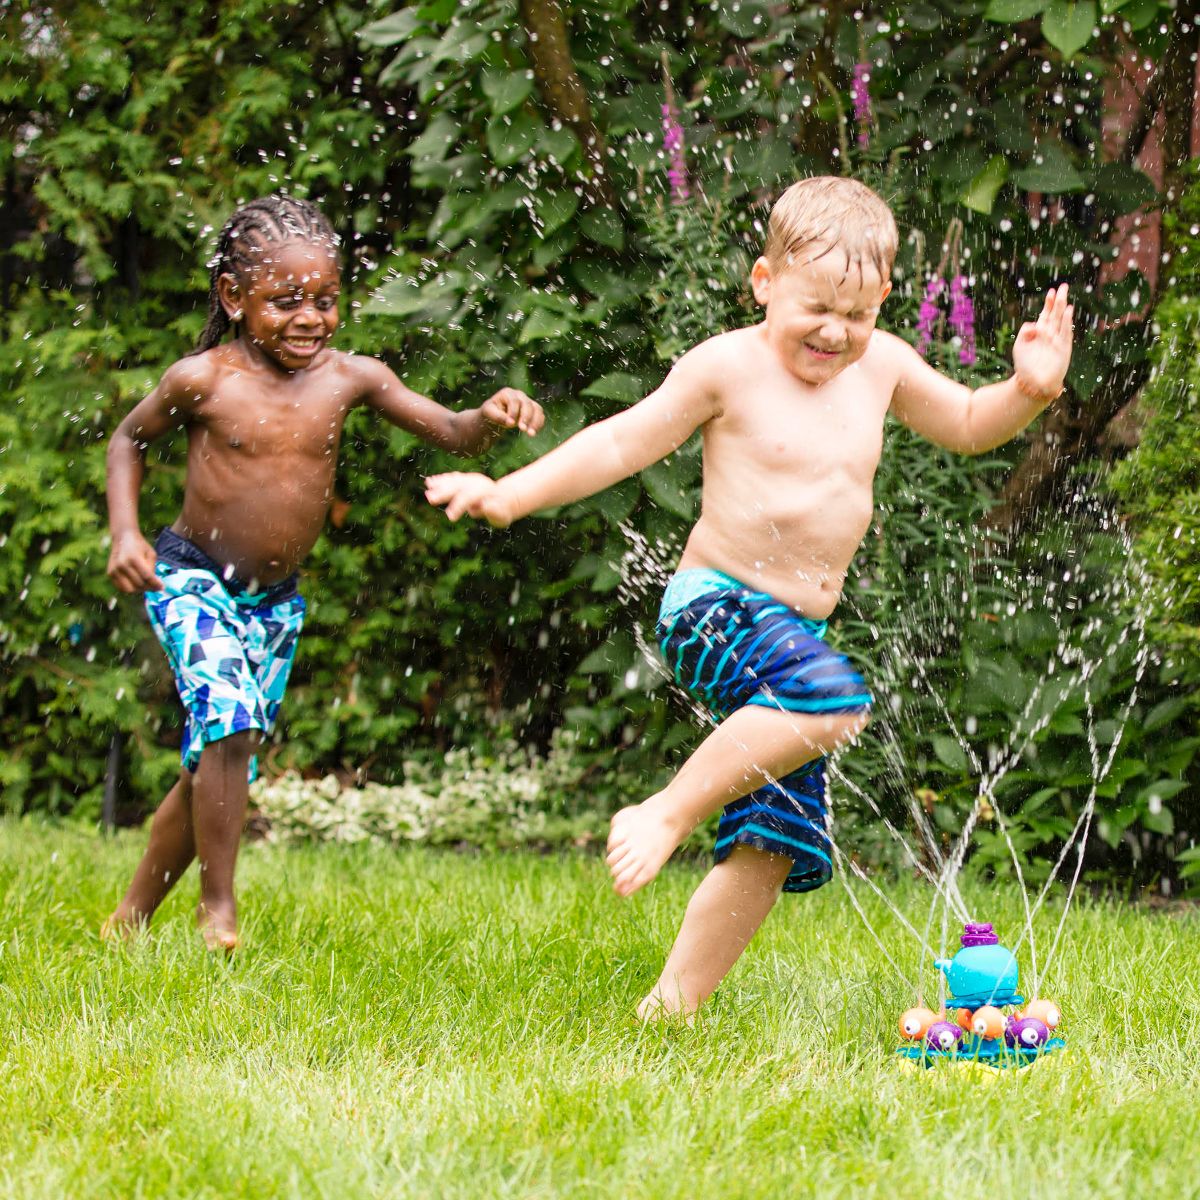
[657,569,872,893]
[144,529,306,781]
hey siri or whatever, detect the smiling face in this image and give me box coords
[218,239,341,372]
[751,245,892,386]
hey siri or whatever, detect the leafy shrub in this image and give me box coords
[252,731,632,851]
[1,0,1195,894]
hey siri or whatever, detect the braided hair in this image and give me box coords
[191,194,341,355]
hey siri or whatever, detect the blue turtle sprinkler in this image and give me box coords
[896,923,1065,1068]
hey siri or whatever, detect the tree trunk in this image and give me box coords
[987,6,1198,535]
[519,0,615,206]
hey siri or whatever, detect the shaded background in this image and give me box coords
[1,0,1197,888]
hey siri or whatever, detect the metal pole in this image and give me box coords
[102,732,121,832]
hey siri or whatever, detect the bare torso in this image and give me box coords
[677,325,899,618]
[172,346,370,584]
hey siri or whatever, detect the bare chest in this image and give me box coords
[193,384,353,461]
[711,375,889,480]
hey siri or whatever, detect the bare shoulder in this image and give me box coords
[326,349,397,401]
[691,325,764,372]
[866,328,920,368]
[667,327,764,416]
[327,347,383,378]
[149,351,228,415]
[160,350,220,398]
[862,328,919,392]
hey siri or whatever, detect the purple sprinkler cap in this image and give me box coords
[960,922,999,948]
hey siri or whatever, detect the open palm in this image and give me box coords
[1012,283,1073,398]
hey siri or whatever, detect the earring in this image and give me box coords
[231,309,243,322]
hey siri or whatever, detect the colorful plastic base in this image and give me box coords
[897,1035,1066,1069]
[944,994,1023,1011]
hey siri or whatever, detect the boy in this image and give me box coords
[103,194,543,950]
[426,177,1073,1018]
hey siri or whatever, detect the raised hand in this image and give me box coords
[424,472,516,526]
[480,387,544,436]
[107,530,163,593]
[1012,283,1073,401]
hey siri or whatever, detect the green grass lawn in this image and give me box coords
[2,821,1198,1199]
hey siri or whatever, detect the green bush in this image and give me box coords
[1111,166,1200,648]
[1109,165,1200,889]
[1,0,1195,890]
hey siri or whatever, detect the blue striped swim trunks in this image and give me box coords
[657,569,872,893]
[144,529,306,782]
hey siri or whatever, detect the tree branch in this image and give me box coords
[1116,2,1198,170]
[984,337,1152,536]
[519,0,615,206]
[1117,60,1167,168]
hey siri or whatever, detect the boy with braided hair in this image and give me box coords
[103,194,543,950]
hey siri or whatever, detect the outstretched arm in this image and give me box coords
[425,346,721,526]
[357,358,543,456]
[106,358,211,592]
[890,285,1074,454]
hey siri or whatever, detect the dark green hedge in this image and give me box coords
[1,0,1196,887]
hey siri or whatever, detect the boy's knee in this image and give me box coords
[717,844,794,891]
[815,707,869,753]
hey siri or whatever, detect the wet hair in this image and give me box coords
[192,194,341,354]
[763,177,898,280]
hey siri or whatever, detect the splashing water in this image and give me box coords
[614,481,1153,1014]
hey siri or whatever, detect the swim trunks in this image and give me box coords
[144,529,306,781]
[657,568,872,892]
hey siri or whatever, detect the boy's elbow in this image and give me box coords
[106,427,139,465]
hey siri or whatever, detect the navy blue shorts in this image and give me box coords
[657,570,872,893]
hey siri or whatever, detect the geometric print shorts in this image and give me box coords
[144,531,305,783]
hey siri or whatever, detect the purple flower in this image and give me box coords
[916,275,943,358]
[949,274,976,366]
[852,63,872,148]
[661,101,689,204]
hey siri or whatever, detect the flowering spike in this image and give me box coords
[949,274,977,366]
[661,100,689,205]
[916,276,943,358]
[851,63,872,148]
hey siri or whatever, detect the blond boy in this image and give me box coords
[426,177,1073,1018]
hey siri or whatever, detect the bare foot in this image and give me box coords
[99,911,145,943]
[605,795,689,897]
[197,904,239,954]
[636,991,696,1025]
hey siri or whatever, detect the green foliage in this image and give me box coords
[252,731,631,850]
[1110,166,1200,647]
[0,0,1194,889]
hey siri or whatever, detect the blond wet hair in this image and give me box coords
[763,177,898,279]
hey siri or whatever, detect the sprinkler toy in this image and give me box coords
[933,922,1020,1007]
[896,922,1066,1069]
